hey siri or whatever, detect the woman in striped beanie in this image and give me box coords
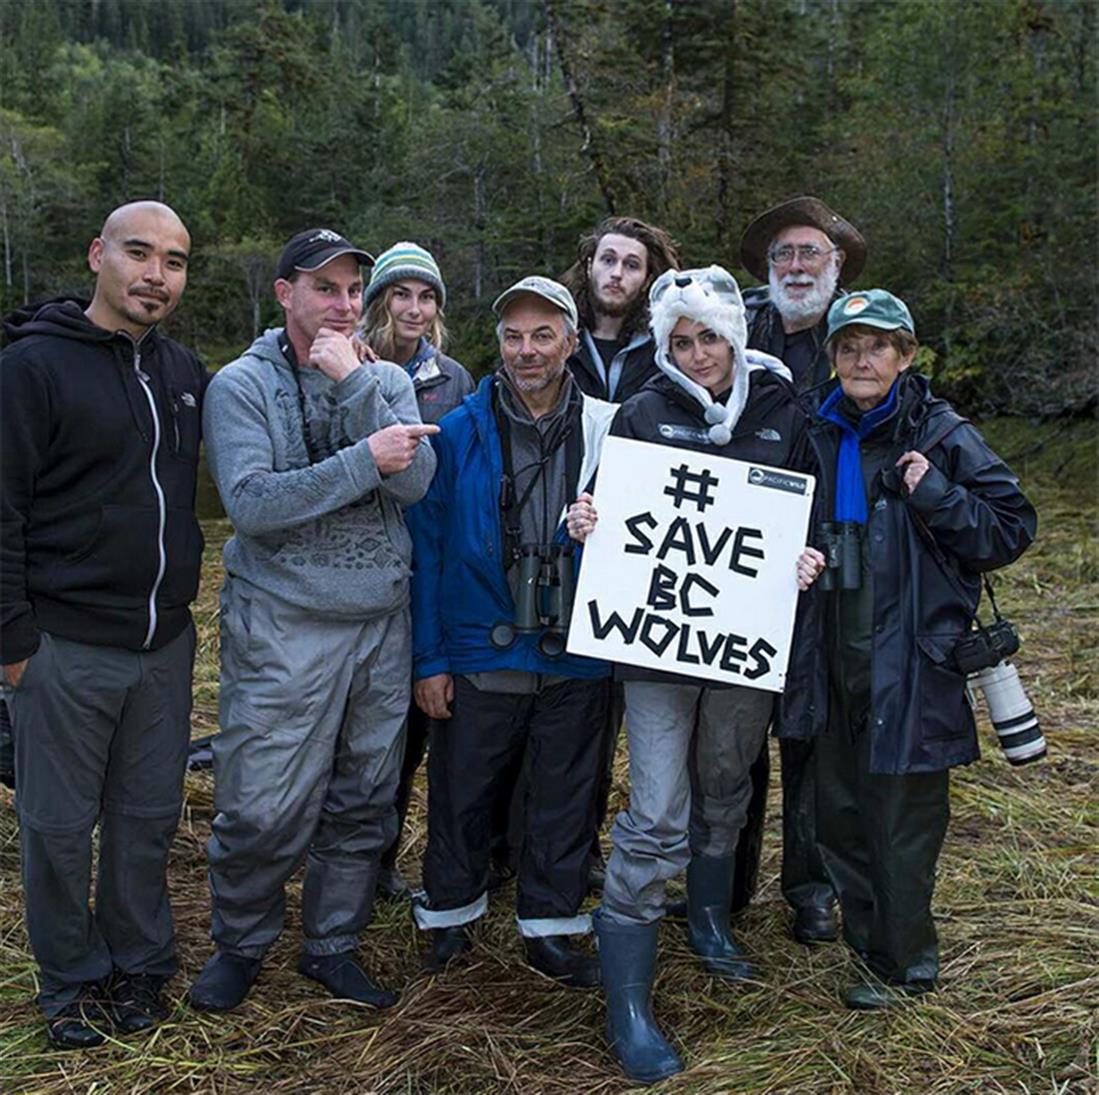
[360,241,475,426]
[361,242,476,900]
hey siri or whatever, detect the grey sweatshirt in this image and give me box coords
[203,329,436,618]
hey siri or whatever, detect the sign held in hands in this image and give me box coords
[566,436,815,692]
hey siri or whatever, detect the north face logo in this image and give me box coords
[755,427,781,442]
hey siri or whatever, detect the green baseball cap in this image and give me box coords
[826,289,915,342]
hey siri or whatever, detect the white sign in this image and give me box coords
[566,436,815,691]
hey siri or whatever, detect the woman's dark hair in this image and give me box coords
[560,216,681,339]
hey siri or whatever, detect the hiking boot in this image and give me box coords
[793,904,839,945]
[108,971,170,1034]
[422,925,472,972]
[45,985,110,1050]
[524,935,600,989]
[844,977,935,1010]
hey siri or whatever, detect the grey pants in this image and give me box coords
[602,679,772,926]
[9,627,195,1017]
[207,578,409,958]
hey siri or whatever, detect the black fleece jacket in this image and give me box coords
[1,298,208,662]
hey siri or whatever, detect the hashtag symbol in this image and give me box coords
[664,464,720,513]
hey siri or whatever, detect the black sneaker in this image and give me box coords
[108,971,170,1035]
[45,985,110,1050]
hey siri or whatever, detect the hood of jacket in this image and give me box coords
[3,296,119,346]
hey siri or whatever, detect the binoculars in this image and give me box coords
[817,521,862,591]
[490,543,576,659]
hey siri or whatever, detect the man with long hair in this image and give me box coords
[560,216,680,404]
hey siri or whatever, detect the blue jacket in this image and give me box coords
[408,375,617,681]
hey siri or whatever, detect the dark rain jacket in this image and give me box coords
[567,329,658,404]
[0,297,208,663]
[777,373,1037,774]
[609,368,813,686]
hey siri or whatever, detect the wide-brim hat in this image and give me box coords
[739,196,866,284]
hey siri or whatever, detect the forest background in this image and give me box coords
[0,2,1097,1093]
[1,0,1096,419]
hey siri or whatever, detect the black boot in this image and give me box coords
[844,976,935,1010]
[298,952,398,1008]
[686,854,753,981]
[593,908,683,1084]
[793,904,839,945]
[188,951,261,1012]
[107,971,170,1034]
[45,984,110,1050]
[422,925,472,972]
[524,935,600,989]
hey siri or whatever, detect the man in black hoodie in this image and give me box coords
[0,201,207,1048]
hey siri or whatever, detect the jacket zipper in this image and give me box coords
[130,341,168,649]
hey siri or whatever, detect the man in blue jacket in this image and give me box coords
[1,202,205,1048]
[408,276,616,985]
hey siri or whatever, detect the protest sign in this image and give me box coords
[566,436,815,691]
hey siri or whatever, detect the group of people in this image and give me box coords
[0,195,1036,1084]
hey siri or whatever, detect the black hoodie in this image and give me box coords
[1,297,209,662]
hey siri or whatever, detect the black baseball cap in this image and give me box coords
[276,228,374,281]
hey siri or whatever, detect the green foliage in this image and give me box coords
[0,0,1093,414]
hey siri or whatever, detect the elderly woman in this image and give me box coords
[783,289,1036,1010]
[359,242,476,897]
[568,267,821,1083]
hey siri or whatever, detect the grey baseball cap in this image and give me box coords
[492,275,578,327]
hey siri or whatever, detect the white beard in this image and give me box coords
[768,258,841,327]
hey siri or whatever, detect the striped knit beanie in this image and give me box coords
[364,241,446,309]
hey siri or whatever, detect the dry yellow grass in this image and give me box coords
[0,419,1095,1094]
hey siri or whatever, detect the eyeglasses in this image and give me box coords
[768,244,837,267]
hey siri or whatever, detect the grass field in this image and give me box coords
[0,419,1095,1094]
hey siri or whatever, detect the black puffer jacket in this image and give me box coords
[609,368,813,685]
[778,373,1037,774]
[1,298,208,662]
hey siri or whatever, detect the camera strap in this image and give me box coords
[494,381,583,567]
[897,415,1005,629]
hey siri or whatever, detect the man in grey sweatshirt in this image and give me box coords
[190,229,437,1012]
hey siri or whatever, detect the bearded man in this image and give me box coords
[561,216,680,404]
[740,196,866,396]
[737,196,867,947]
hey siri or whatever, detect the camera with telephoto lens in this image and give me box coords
[952,618,1020,673]
[955,620,1045,765]
[817,521,862,592]
[490,543,576,658]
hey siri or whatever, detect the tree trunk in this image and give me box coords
[715,0,739,248]
[656,0,676,219]
[543,0,616,215]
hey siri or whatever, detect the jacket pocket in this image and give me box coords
[46,505,159,600]
[159,507,204,606]
[167,384,201,462]
[915,632,971,741]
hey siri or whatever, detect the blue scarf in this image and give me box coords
[817,380,901,524]
[404,337,435,379]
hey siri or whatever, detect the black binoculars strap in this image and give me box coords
[495,384,583,566]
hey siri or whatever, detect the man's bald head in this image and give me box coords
[85,202,192,337]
